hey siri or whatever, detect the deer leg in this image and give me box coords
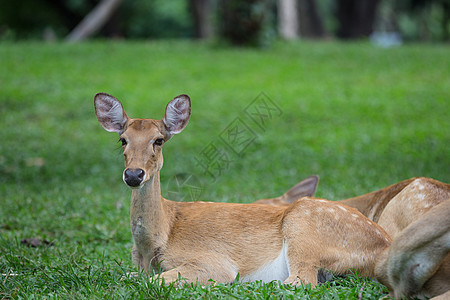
[283,263,318,287]
[156,261,237,286]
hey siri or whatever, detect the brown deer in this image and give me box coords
[254,174,450,299]
[254,175,319,205]
[94,92,392,288]
[257,177,449,237]
[375,199,450,299]
[344,178,450,299]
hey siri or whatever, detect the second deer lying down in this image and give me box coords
[94,93,392,287]
[255,172,450,299]
[376,199,450,299]
[257,176,449,240]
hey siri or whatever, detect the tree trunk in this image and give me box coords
[66,0,123,42]
[336,0,380,39]
[278,0,299,39]
[189,0,212,39]
[298,0,325,38]
[442,1,449,41]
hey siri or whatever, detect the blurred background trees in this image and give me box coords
[0,0,448,44]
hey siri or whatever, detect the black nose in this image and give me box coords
[124,168,145,187]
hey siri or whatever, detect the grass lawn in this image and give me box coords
[0,40,449,298]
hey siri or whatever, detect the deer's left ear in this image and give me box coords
[163,94,191,136]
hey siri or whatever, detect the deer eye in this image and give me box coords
[154,138,164,146]
[119,138,127,147]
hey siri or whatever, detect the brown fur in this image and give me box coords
[375,200,450,299]
[95,93,391,287]
[257,177,450,299]
[254,175,319,205]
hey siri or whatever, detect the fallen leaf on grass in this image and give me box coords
[25,157,45,167]
[1,224,12,230]
[21,238,54,247]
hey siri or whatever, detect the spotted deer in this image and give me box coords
[345,178,450,299]
[257,177,449,238]
[255,174,450,299]
[94,93,392,288]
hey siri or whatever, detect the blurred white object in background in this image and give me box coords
[370,32,403,47]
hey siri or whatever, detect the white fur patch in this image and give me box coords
[240,242,290,283]
[412,179,426,191]
[105,100,126,127]
[337,205,347,212]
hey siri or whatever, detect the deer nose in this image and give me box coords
[124,168,145,187]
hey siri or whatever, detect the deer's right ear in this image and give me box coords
[94,93,128,134]
[163,94,191,136]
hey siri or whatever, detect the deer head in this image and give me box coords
[94,93,191,188]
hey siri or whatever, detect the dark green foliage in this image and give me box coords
[0,0,193,40]
[218,0,274,47]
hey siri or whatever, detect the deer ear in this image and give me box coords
[94,93,129,134]
[163,94,191,136]
[282,175,320,203]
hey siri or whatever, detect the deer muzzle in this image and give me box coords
[124,168,145,187]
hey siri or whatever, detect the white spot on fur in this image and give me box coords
[337,205,347,212]
[412,179,426,191]
[317,199,327,203]
[416,194,425,200]
[352,214,359,218]
[240,242,290,283]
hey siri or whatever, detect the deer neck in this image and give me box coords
[130,171,171,252]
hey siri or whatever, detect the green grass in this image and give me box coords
[1,40,449,299]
